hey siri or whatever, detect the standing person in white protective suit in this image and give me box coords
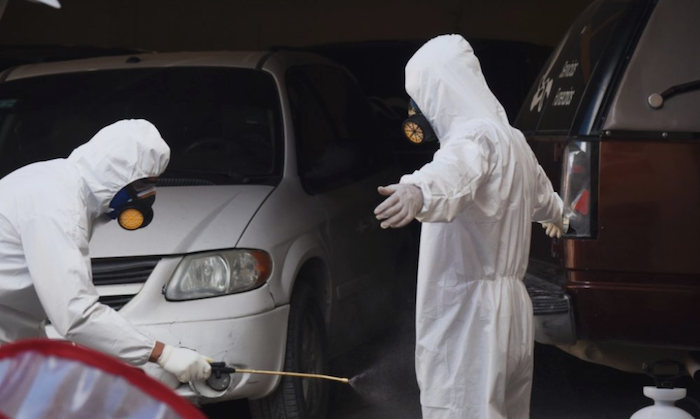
[374,35,563,419]
[0,119,212,383]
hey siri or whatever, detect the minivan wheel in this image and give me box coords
[249,282,329,419]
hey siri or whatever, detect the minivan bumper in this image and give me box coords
[48,302,290,403]
[49,256,291,404]
[139,304,290,403]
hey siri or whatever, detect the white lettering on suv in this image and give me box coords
[558,60,579,78]
[530,76,554,112]
[552,88,576,107]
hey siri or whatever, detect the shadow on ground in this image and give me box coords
[203,339,700,419]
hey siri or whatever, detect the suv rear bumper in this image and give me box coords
[568,270,700,349]
[526,262,700,351]
[525,260,576,345]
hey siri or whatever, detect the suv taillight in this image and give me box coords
[561,141,596,237]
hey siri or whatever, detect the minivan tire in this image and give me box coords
[249,282,329,419]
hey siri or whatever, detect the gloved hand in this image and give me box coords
[374,184,423,229]
[540,222,563,239]
[157,345,212,383]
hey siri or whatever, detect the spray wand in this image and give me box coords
[209,362,350,384]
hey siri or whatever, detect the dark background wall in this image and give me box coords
[0,0,593,52]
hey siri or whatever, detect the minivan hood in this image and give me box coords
[90,185,274,258]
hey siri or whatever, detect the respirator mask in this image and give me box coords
[402,98,438,144]
[106,178,158,231]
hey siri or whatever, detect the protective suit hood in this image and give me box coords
[67,119,170,218]
[405,34,509,141]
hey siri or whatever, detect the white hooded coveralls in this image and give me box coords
[400,35,563,419]
[0,119,170,365]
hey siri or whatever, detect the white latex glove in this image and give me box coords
[157,345,212,383]
[374,184,423,229]
[541,222,563,239]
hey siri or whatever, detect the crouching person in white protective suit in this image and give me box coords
[0,119,211,383]
[374,35,563,419]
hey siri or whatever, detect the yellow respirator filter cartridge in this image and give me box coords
[118,208,145,230]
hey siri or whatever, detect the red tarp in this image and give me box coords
[0,339,207,419]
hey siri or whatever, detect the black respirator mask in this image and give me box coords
[402,99,438,144]
[106,179,157,231]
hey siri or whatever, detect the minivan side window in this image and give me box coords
[286,65,392,194]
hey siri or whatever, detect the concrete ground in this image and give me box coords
[202,242,700,419]
[202,304,700,419]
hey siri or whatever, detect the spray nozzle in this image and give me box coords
[209,362,236,379]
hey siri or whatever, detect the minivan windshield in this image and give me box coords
[0,67,284,185]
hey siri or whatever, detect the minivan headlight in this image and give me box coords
[165,250,272,300]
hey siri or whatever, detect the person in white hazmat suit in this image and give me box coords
[0,119,212,383]
[374,35,563,418]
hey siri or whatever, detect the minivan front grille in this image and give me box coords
[91,257,161,312]
[91,257,161,286]
[99,295,135,311]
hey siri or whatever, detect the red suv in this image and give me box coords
[518,0,700,377]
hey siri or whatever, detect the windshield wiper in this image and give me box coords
[648,79,700,109]
[164,168,250,183]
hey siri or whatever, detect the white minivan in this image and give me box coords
[0,51,409,418]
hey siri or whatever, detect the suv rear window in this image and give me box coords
[603,0,700,135]
[516,0,646,136]
[0,67,284,185]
